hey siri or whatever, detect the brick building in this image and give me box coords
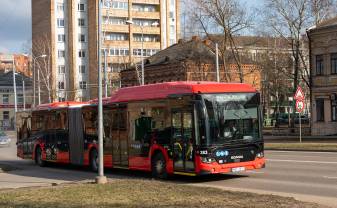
[121,37,261,89]
[0,54,31,77]
[307,17,337,135]
[32,0,180,103]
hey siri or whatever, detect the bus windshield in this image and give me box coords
[200,93,261,145]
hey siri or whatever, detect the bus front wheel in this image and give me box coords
[35,146,46,167]
[151,153,168,179]
[90,149,99,172]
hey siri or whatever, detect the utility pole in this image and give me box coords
[216,43,220,82]
[22,79,26,111]
[104,49,108,97]
[12,58,17,130]
[95,0,107,184]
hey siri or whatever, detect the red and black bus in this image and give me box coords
[17,82,265,178]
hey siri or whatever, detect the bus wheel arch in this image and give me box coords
[89,147,98,172]
[151,150,168,179]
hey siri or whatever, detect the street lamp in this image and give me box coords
[96,0,107,184]
[126,20,159,85]
[33,54,47,107]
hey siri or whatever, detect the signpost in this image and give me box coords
[294,86,305,143]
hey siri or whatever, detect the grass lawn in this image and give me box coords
[265,143,337,151]
[0,179,323,208]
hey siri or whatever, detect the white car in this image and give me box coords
[0,132,11,147]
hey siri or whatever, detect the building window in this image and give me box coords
[58,97,66,102]
[79,50,86,58]
[58,50,65,58]
[132,4,156,12]
[2,94,9,104]
[107,1,128,9]
[58,34,65,42]
[332,98,337,121]
[78,18,85,26]
[331,53,337,74]
[58,65,65,74]
[78,3,85,11]
[133,34,159,42]
[57,3,64,12]
[58,81,65,90]
[3,111,9,120]
[316,55,324,75]
[79,81,87,89]
[17,94,23,104]
[79,34,86,42]
[105,33,128,41]
[57,18,65,27]
[79,65,86,73]
[316,98,324,122]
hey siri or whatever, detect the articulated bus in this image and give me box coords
[17,82,265,178]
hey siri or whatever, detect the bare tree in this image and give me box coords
[190,0,254,82]
[32,34,54,103]
[263,0,336,127]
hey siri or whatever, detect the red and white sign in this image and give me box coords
[294,86,305,100]
[296,100,305,113]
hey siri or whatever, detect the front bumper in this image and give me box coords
[197,157,265,175]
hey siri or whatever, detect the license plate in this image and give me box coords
[232,167,245,173]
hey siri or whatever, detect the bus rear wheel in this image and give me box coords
[35,146,45,167]
[152,153,168,179]
[90,149,99,172]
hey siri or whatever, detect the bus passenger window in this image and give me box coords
[135,111,152,141]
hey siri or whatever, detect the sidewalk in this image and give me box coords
[264,135,337,143]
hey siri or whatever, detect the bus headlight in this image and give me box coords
[201,157,216,163]
[256,152,264,158]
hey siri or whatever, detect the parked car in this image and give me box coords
[0,131,11,147]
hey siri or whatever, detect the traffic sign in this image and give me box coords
[296,100,305,113]
[294,86,305,100]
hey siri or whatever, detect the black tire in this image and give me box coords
[151,153,168,179]
[90,149,99,172]
[35,146,46,167]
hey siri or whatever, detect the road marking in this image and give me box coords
[246,171,264,174]
[323,176,337,179]
[266,159,337,164]
[266,150,337,154]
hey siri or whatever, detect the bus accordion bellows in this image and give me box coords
[16,82,265,178]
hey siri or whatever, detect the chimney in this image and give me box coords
[203,39,211,46]
[191,36,200,41]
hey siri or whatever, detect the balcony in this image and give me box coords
[132,42,160,49]
[132,11,160,19]
[102,9,128,17]
[132,26,160,34]
[132,0,160,4]
[103,40,129,47]
[103,24,129,33]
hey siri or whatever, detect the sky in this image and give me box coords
[0,0,261,54]
[0,0,31,54]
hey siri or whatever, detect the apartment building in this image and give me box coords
[32,0,180,103]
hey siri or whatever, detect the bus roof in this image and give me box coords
[109,81,257,103]
[35,101,89,111]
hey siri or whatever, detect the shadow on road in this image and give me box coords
[0,160,246,185]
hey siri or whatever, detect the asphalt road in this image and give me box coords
[1,133,336,207]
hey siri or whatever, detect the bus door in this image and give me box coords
[111,106,129,167]
[172,109,195,172]
[68,108,84,165]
